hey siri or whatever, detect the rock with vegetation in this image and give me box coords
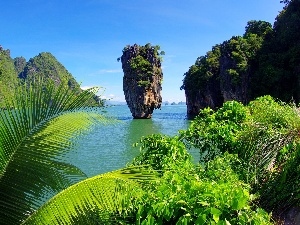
[13,56,26,78]
[182,0,300,119]
[120,43,164,119]
[251,0,300,102]
[181,20,271,118]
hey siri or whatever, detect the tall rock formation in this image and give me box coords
[182,0,300,119]
[181,21,271,119]
[120,44,163,119]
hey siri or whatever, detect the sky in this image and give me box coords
[1,0,284,103]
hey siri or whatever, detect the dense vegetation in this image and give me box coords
[2,83,299,224]
[251,0,300,102]
[20,52,81,91]
[181,0,300,111]
[120,43,165,88]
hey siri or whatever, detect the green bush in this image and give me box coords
[180,100,248,162]
[180,95,300,217]
[123,134,273,224]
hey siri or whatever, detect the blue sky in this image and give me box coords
[1,0,283,102]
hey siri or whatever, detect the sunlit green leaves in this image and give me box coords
[0,80,110,224]
[22,167,154,225]
[124,133,272,224]
[180,95,300,219]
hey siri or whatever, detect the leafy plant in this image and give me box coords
[126,135,273,225]
[22,167,155,225]
[0,79,110,224]
[180,100,248,162]
[180,95,300,220]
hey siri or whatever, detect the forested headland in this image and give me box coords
[181,0,300,118]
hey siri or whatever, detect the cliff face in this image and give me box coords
[182,21,269,119]
[185,77,223,119]
[121,44,163,119]
[218,54,250,104]
[184,50,252,119]
[183,1,300,118]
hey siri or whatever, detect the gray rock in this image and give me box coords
[121,44,163,119]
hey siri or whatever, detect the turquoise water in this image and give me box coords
[67,105,197,177]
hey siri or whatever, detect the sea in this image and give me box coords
[66,104,199,177]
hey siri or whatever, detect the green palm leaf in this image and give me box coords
[0,80,111,224]
[22,167,155,225]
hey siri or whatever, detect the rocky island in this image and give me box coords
[181,0,300,119]
[120,44,164,119]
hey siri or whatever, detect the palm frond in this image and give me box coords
[0,80,112,224]
[22,167,156,225]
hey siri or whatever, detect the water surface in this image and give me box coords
[67,105,196,177]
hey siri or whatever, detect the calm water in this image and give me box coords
[67,105,197,177]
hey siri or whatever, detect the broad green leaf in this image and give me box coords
[22,167,155,224]
[0,80,111,224]
[210,207,222,223]
[195,214,207,224]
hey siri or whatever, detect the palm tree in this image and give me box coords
[22,166,150,224]
[0,80,113,224]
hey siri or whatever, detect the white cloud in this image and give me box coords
[81,85,94,90]
[88,69,122,76]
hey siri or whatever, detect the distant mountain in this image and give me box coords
[0,47,100,107]
[20,52,81,92]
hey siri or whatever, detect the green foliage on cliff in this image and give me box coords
[223,33,265,84]
[0,47,19,107]
[123,43,164,88]
[130,55,153,83]
[182,0,300,106]
[181,20,270,95]
[251,0,300,102]
[180,45,221,95]
[22,52,81,92]
[13,56,26,77]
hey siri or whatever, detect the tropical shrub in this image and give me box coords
[180,100,248,163]
[180,95,300,218]
[259,141,300,212]
[123,134,273,225]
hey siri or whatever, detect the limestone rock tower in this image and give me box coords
[120,43,164,118]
